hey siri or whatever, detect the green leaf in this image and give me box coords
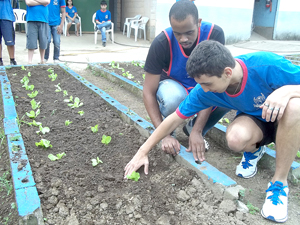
[91,124,98,133]
[30,99,41,110]
[297,151,300,158]
[27,90,38,98]
[36,125,50,135]
[126,171,140,181]
[65,120,72,126]
[56,152,66,159]
[48,154,59,161]
[26,111,36,119]
[63,90,68,96]
[224,118,230,124]
[92,157,103,166]
[35,139,52,148]
[78,111,84,116]
[101,135,111,145]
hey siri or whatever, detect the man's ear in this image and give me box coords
[198,18,202,27]
[224,67,233,78]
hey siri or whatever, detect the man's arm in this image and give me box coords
[58,7,66,34]
[124,112,184,177]
[25,0,50,6]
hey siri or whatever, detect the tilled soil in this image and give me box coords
[2,65,263,225]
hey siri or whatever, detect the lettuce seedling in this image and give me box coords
[63,90,68,97]
[65,120,72,126]
[48,152,66,161]
[27,90,38,98]
[91,124,98,133]
[26,109,40,119]
[21,65,26,71]
[68,97,83,108]
[55,83,62,92]
[25,84,34,91]
[35,139,52,148]
[20,76,29,85]
[27,72,31,77]
[47,68,54,73]
[78,111,84,116]
[30,99,41,110]
[48,73,57,81]
[126,171,140,181]
[297,150,300,158]
[23,120,42,127]
[142,74,145,80]
[36,125,50,135]
[101,135,111,145]
[64,95,73,103]
[91,157,103,167]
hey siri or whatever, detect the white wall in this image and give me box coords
[155,0,255,44]
[274,0,300,40]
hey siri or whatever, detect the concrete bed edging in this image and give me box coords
[88,62,300,182]
[0,64,241,224]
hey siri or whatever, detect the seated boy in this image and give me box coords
[95,0,111,47]
[124,40,300,223]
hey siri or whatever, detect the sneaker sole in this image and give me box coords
[261,209,288,223]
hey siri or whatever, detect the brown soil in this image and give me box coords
[2,65,259,225]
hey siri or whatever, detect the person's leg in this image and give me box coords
[38,22,49,64]
[26,22,38,64]
[66,22,72,36]
[44,24,52,61]
[52,25,61,60]
[156,79,188,118]
[1,20,17,65]
[76,23,80,36]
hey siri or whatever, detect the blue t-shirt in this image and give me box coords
[0,0,15,21]
[177,52,300,122]
[26,5,48,23]
[66,6,77,18]
[48,0,66,26]
[95,9,111,23]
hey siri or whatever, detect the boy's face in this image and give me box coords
[170,15,198,49]
[194,73,229,93]
[101,4,107,10]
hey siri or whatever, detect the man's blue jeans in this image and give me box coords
[156,79,231,136]
[96,21,111,43]
[45,25,60,60]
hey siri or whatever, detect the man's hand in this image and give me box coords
[124,149,149,178]
[161,135,181,155]
[186,129,206,162]
[57,25,63,34]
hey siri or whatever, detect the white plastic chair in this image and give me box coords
[64,14,82,36]
[92,13,114,44]
[129,17,149,42]
[123,15,141,38]
[13,9,27,33]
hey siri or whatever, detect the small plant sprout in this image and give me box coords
[36,125,50,135]
[26,109,40,119]
[91,157,103,167]
[246,202,260,215]
[64,95,73,103]
[30,99,41,110]
[218,117,230,125]
[27,72,31,77]
[48,152,66,161]
[20,76,29,85]
[63,90,68,97]
[297,150,300,158]
[126,171,140,181]
[21,65,26,70]
[101,135,111,145]
[48,73,57,81]
[68,97,83,108]
[65,120,72,126]
[142,74,145,80]
[24,120,42,127]
[47,68,54,73]
[55,83,62,92]
[35,139,52,148]
[27,90,38,98]
[78,111,84,116]
[11,143,20,152]
[122,71,134,79]
[91,124,98,133]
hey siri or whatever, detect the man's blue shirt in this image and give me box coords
[48,0,66,26]
[0,0,15,21]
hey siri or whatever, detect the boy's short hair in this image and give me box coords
[101,1,107,5]
[169,0,198,25]
[186,40,236,78]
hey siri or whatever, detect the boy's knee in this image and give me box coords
[226,127,251,152]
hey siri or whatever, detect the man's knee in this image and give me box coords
[226,125,253,152]
[281,98,300,124]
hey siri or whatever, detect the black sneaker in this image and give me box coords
[102,42,106,47]
[10,60,17,66]
[0,61,3,66]
[94,27,98,32]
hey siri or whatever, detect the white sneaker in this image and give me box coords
[53,59,60,64]
[236,146,266,178]
[44,59,48,64]
[261,181,289,223]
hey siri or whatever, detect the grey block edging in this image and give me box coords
[88,62,300,182]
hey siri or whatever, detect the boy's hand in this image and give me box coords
[161,135,180,155]
[124,149,149,178]
[186,130,206,162]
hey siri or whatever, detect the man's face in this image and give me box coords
[170,15,198,49]
[101,4,107,10]
[194,74,229,93]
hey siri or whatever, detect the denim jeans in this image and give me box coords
[96,21,111,43]
[45,25,60,60]
[156,79,231,136]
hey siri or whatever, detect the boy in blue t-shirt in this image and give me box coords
[0,0,17,66]
[95,0,111,47]
[65,0,80,36]
[124,40,300,223]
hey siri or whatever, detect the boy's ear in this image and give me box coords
[224,67,233,78]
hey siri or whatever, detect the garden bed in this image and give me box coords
[4,65,256,225]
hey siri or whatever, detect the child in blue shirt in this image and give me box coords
[125,40,300,223]
[65,0,80,36]
[95,0,111,47]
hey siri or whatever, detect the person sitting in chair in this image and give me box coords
[65,0,80,36]
[95,0,111,47]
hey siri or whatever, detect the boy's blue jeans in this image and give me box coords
[156,79,231,136]
[96,21,112,43]
[45,25,60,60]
